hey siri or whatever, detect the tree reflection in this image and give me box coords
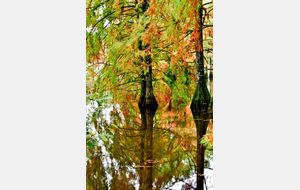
[191,108,212,190]
[86,99,213,189]
[86,150,108,190]
[138,105,157,189]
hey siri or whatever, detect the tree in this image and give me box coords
[86,0,213,189]
[87,0,163,108]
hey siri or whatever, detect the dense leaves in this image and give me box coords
[86,0,213,189]
[86,0,213,107]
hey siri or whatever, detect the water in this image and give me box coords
[86,99,213,190]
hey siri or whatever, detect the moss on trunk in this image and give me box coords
[191,77,211,111]
[139,56,158,108]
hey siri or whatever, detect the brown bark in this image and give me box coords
[191,0,211,112]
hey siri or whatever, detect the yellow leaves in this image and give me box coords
[142,33,151,45]
[154,81,172,106]
[86,1,92,15]
[182,22,190,34]
[170,55,175,65]
[146,0,156,16]
[191,0,198,6]
[113,0,121,13]
[147,6,156,16]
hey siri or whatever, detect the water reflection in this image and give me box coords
[86,101,213,190]
[191,109,212,190]
[138,106,157,189]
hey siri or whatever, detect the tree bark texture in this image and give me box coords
[138,56,158,108]
[137,0,158,108]
[191,2,211,111]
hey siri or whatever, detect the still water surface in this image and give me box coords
[86,100,213,190]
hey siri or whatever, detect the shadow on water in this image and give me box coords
[138,105,157,190]
[86,101,213,190]
[191,109,213,190]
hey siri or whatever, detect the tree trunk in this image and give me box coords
[209,58,213,96]
[145,60,158,107]
[139,56,158,108]
[137,0,158,108]
[191,1,212,189]
[139,71,146,107]
[191,1,211,111]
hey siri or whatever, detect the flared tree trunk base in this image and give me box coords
[191,77,211,111]
[138,65,158,108]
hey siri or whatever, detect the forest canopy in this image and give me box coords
[86,1,213,188]
[86,0,213,109]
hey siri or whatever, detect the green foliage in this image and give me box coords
[86,0,213,188]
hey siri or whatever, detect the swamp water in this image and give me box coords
[86,100,213,190]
